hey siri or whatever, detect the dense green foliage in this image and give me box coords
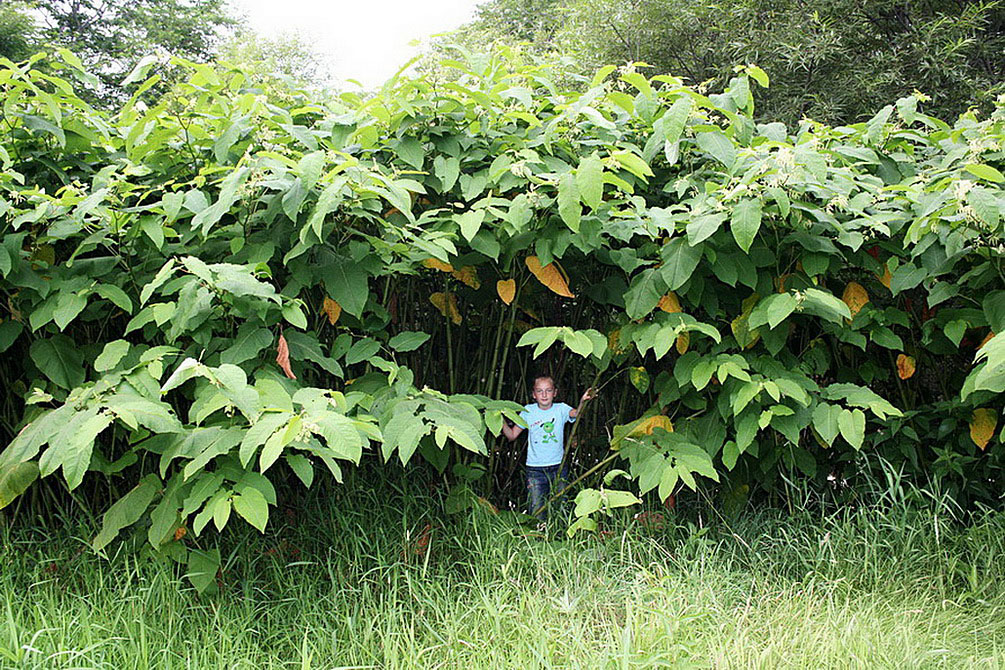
[458,0,1005,125]
[3,480,1005,668]
[0,45,1004,587]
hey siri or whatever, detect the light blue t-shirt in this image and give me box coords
[519,402,575,467]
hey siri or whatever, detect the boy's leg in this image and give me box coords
[550,465,570,496]
[546,465,570,516]
[526,466,550,520]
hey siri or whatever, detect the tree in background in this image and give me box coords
[219,30,335,94]
[456,0,1005,126]
[462,0,567,45]
[28,0,238,101]
[0,1,37,62]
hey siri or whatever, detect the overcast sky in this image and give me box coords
[229,0,482,88]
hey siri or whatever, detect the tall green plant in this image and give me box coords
[0,46,1003,584]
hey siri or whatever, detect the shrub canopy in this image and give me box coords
[0,47,1003,586]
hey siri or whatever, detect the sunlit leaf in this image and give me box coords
[496,279,516,305]
[970,408,996,450]
[423,258,454,273]
[657,292,682,313]
[526,256,574,298]
[451,266,481,289]
[841,282,870,318]
[321,297,342,326]
[896,354,915,380]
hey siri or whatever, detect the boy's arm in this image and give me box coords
[502,421,524,441]
[568,388,596,419]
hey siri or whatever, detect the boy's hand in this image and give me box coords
[581,387,597,403]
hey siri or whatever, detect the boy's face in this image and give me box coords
[532,379,556,409]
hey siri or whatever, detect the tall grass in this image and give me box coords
[2,474,1004,669]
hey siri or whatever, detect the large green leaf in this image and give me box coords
[748,293,797,330]
[557,173,581,232]
[576,154,604,210]
[191,166,250,235]
[730,198,762,253]
[305,179,347,239]
[695,131,736,169]
[30,335,85,390]
[322,261,369,318]
[93,475,161,551]
[232,486,269,533]
[221,325,273,365]
[659,238,702,291]
[838,408,865,450]
[624,268,667,319]
[0,462,38,509]
[389,331,431,352]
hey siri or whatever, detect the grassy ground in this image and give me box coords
[2,477,1004,669]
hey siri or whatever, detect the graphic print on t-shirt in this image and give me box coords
[519,402,574,466]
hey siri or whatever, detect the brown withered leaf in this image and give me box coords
[451,266,481,289]
[276,332,297,380]
[970,408,996,451]
[842,282,869,318]
[525,256,574,298]
[496,279,516,305]
[877,263,892,290]
[430,292,462,325]
[980,331,995,349]
[423,258,454,273]
[896,353,915,379]
[321,297,342,325]
[658,292,682,313]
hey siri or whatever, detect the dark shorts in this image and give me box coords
[526,463,569,520]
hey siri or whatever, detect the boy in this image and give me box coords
[502,375,595,519]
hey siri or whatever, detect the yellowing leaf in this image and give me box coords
[423,258,454,273]
[321,297,342,326]
[430,292,462,325]
[451,266,481,289]
[525,256,574,298]
[628,366,650,393]
[608,328,624,354]
[877,263,892,290]
[496,279,516,305]
[842,282,869,318]
[676,332,689,354]
[970,408,997,451]
[632,415,674,436]
[658,292,682,313]
[731,294,760,349]
[896,354,915,379]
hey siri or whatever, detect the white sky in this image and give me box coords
[229,0,482,88]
